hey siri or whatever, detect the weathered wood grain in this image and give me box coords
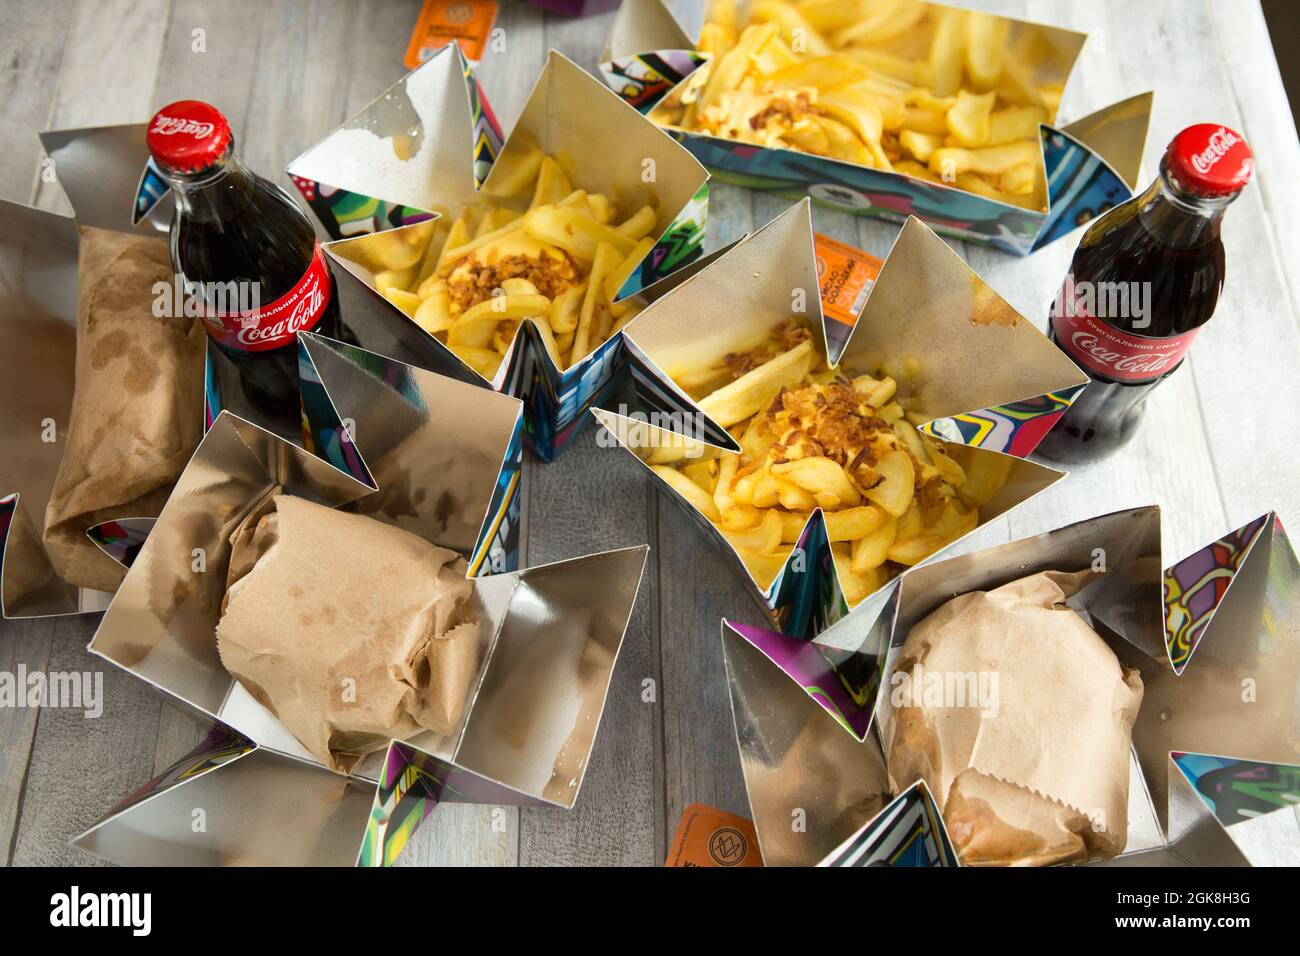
[1,0,1297,866]
[0,0,77,201]
[9,614,164,866]
[31,0,172,214]
[0,0,79,867]
[0,616,56,864]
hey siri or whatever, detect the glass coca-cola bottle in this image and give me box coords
[1035,124,1254,466]
[147,99,347,438]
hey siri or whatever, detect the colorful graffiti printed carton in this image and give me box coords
[600,0,1152,256]
[721,506,1299,866]
[69,355,647,866]
[594,199,1087,640]
[286,44,710,459]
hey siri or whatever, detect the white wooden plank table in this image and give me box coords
[0,0,1296,866]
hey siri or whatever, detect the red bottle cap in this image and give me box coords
[147,100,232,173]
[1165,124,1254,197]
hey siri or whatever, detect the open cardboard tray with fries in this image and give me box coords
[285,44,711,460]
[67,339,647,867]
[0,121,530,621]
[720,506,1300,867]
[593,198,1087,640]
[600,0,1153,255]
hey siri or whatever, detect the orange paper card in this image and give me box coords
[404,0,499,68]
[665,804,763,867]
[814,231,883,329]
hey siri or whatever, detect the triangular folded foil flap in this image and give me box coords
[0,495,74,618]
[1171,752,1300,835]
[818,780,959,867]
[1159,513,1271,674]
[75,746,374,867]
[591,406,804,615]
[38,124,162,234]
[452,545,648,804]
[620,199,825,445]
[358,741,554,867]
[480,52,706,254]
[1067,506,1167,660]
[297,333,523,561]
[621,337,739,451]
[354,544,647,864]
[318,223,487,382]
[99,721,255,821]
[132,157,171,227]
[590,407,722,466]
[836,217,1088,420]
[727,579,896,743]
[601,0,705,114]
[86,517,156,571]
[1128,516,1300,835]
[0,199,80,312]
[1034,124,1138,252]
[0,201,81,618]
[1164,754,1254,866]
[722,620,891,866]
[607,0,693,60]
[1061,91,1154,193]
[289,44,483,216]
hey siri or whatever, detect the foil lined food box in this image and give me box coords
[0,199,96,619]
[285,44,711,459]
[600,0,1153,255]
[0,123,527,618]
[0,121,200,620]
[720,507,1300,867]
[593,198,1087,639]
[69,346,647,866]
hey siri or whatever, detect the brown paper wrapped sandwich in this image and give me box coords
[217,494,480,775]
[42,226,205,592]
[885,570,1144,866]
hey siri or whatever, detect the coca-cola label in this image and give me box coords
[201,244,331,352]
[1051,276,1197,383]
[1190,127,1240,176]
[150,115,216,140]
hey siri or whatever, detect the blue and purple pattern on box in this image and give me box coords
[821,782,958,867]
[1172,753,1300,827]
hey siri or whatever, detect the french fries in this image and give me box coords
[665,0,1057,208]
[374,153,658,379]
[658,318,1006,604]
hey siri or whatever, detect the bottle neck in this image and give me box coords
[1136,157,1237,249]
[162,147,258,223]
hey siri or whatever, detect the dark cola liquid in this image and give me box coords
[170,157,347,438]
[1036,170,1228,466]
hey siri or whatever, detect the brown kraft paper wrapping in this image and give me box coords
[42,226,205,592]
[216,494,479,775]
[885,570,1144,866]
